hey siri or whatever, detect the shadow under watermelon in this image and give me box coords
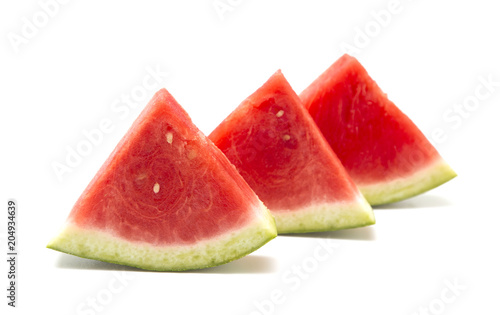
[56,253,277,274]
[372,194,453,210]
[280,225,376,241]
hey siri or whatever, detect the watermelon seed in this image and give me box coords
[153,182,160,194]
[166,132,173,144]
[188,149,197,160]
[282,134,291,141]
[276,110,284,117]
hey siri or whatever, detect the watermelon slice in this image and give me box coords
[209,71,375,234]
[47,89,277,271]
[300,54,457,206]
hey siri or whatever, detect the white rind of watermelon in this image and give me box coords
[273,195,374,234]
[47,202,277,271]
[360,158,457,206]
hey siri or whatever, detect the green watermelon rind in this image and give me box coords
[274,195,375,234]
[361,158,457,206]
[47,202,277,271]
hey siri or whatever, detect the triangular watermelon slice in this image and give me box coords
[47,89,277,271]
[209,71,375,234]
[300,54,457,206]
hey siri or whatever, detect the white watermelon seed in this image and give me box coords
[276,110,284,117]
[166,132,173,144]
[153,182,160,194]
[283,134,291,141]
[188,149,197,160]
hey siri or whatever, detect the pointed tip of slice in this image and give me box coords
[361,158,457,206]
[257,69,294,97]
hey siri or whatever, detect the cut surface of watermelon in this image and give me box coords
[300,54,456,205]
[48,89,277,271]
[209,71,374,233]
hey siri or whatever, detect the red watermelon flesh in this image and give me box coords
[47,89,276,271]
[209,71,374,233]
[300,54,456,205]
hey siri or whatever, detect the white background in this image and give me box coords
[1,0,499,314]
